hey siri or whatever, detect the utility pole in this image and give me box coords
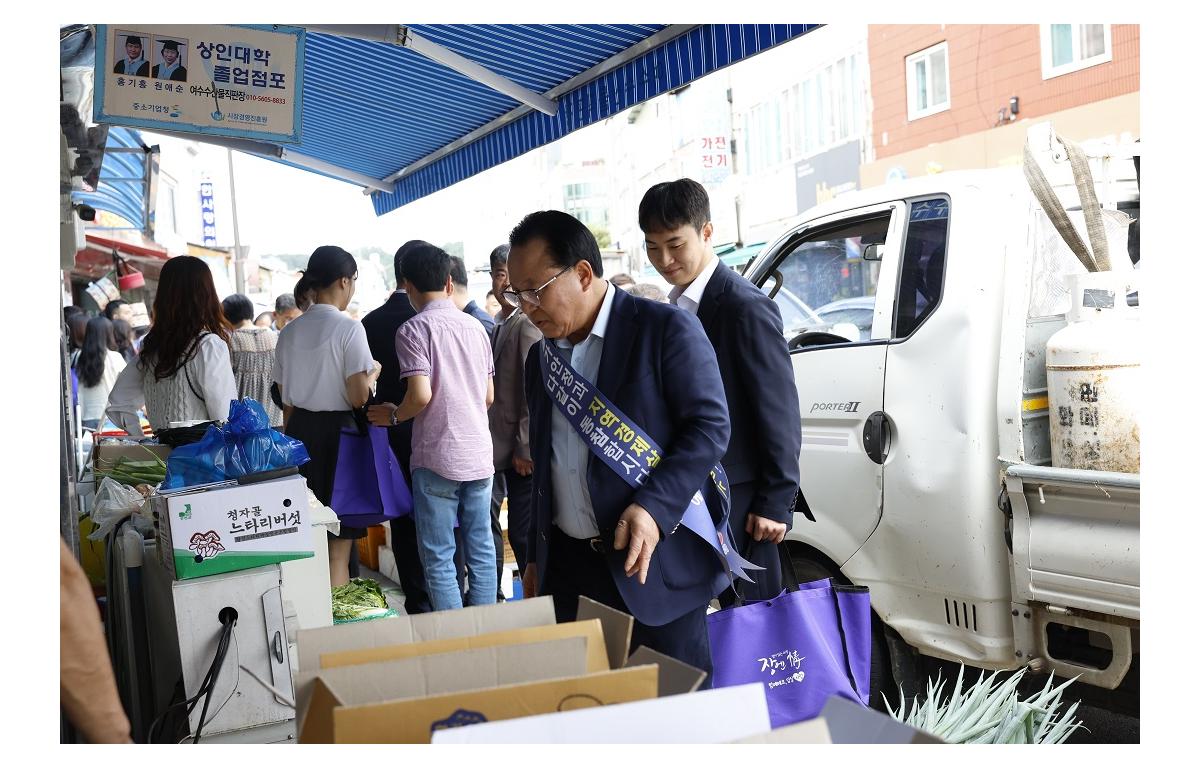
[728,85,746,248]
[227,147,246,294]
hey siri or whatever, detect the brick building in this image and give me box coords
[861,24,1139,187]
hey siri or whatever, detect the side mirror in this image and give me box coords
[862,243,883,262]
[830,322,863,342]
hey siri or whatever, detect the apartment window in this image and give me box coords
[741,49,867,172]
[802,79,817,156]
[781,87,795,161]
[850,53,864,135]
[768,100,782,168]
[816,66,830,143]
[906,42,950,121]
[1041,24,1112,79]
[565,182,602,202]
[749,103,769,174]
[836,58,849,141]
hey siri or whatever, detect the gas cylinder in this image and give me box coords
[1046,272,1140,472]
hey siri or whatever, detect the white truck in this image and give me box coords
[743,126,1140,711]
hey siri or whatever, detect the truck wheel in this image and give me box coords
[786,550,898,712]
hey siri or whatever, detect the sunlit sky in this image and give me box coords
[180,134,545,263]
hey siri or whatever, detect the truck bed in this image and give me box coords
[1004,463,1139,620]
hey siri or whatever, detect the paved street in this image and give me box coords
[1069,703,1138,744]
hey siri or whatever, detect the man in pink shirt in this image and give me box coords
[368,244,497,610]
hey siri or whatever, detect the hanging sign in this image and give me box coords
[199,179,217,246]
[94,24,304,144]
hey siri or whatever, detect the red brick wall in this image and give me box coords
[868,24,1139,159]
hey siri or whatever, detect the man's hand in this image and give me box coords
[512,456,534,477]
[522,564,538,598]
[366,402,398,427]
[612,503,661,585]
[746,513,788,544]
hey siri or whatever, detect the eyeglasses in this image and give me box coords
[501,265,571,308]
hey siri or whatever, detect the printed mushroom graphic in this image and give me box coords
[189,530,226,560]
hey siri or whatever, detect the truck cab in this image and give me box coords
[742,138,1139,702]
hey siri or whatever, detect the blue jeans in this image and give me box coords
[411,469,496,611]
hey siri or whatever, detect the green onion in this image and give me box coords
[884,663,1086,744]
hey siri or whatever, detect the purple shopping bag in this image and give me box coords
[329,424,413,528]
[706,578,872,728]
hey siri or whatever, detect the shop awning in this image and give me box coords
[72,233,169,282]
[361,25,819,216]
[719,242,768,270]
[71,126,150,230]
[165,24,819,216]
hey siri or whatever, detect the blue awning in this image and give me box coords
[86,24,820,216]
[72,126,147,229]
[286,24,820,215]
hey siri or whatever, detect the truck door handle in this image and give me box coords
[863,411,891,465]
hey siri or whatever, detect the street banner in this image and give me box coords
[95,24,304,144]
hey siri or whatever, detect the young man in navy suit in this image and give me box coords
[641,178,804,604]
[508,210,731,682]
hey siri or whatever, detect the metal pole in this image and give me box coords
[143,151,152,240]
[729,85,745,248]
[227,148,246,294]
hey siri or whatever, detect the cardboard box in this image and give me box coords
[430,682,772,744]
[816,695,944,744]
[296,595,706,743]
[730,718,833,744]
[302,638,660,743]
[731,695,943,744]
[151,475,313,580]
[320,618,611,673]
[355,525,386,571]
[296,596,558,733]
[297,594,557,672]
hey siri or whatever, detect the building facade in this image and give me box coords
[862,24,1139,186]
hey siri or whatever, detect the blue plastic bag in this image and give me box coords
[161,399,310,489]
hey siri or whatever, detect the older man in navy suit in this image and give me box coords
[641,178,804,605]
[509,210,730,683]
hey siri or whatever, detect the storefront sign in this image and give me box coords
[700,135,732,182]
[199,180,217,246]
[697,92,733,184]
[94,24,304,144]
[795,140,863,214]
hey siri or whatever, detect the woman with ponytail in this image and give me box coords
[273,245,381,587]
[106,256,237,435]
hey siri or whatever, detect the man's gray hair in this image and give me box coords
[275,293,297,313]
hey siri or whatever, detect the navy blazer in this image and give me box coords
[524,287,732,626]
[463,300,496,335]
[361,292,418,475]
[697,262,804,525]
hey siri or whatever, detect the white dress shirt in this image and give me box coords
[550,281,617,539]
[273,303,375,412]
[668,255,720,316]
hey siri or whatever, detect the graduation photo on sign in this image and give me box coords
[111,31,150,77]
[153,37,188,82]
